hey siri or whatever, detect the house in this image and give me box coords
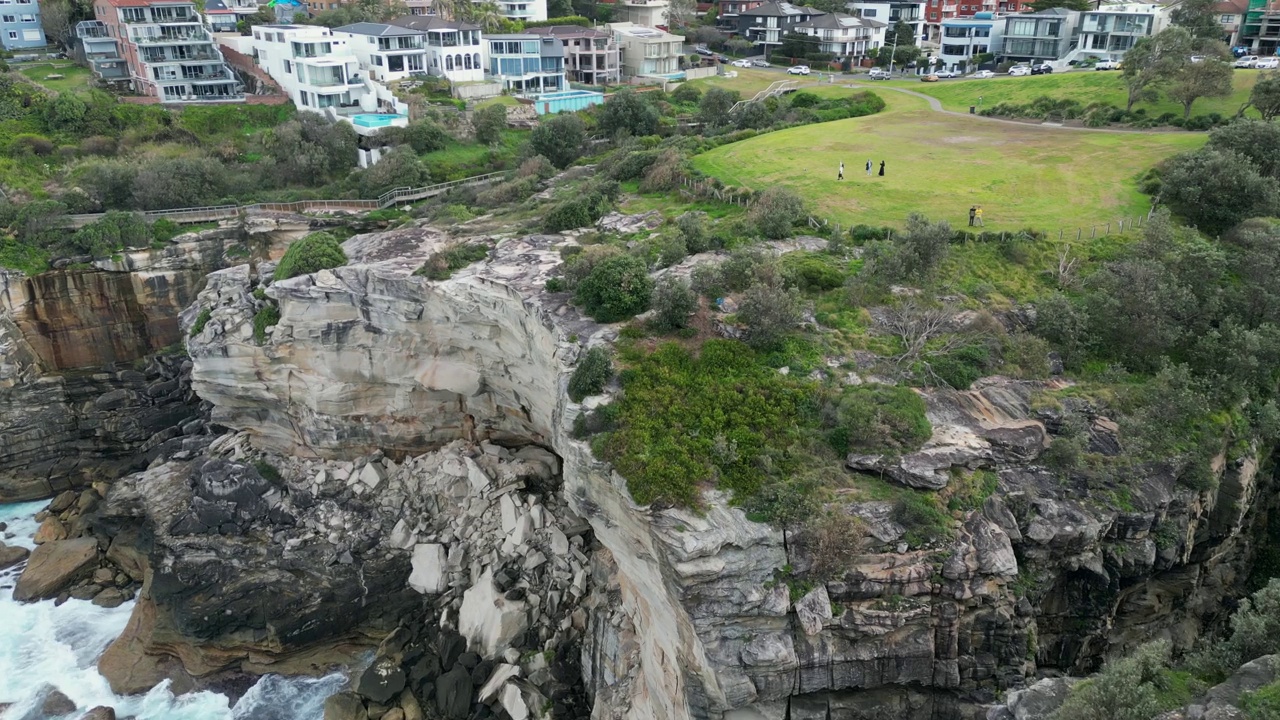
[611,0,670,28]
[332,21,428,81]
[389,15,484,83]
[1241,0,1280,54]
[793,12,885,60]
[0,0,45,50]
[736,1,823,51]
[250,25,368,113]
[998,8,1078,64]
[938,12,1000,69]
[203,0,261,33]
[1214,0,1248,45]
[89,0,244,101]
[716,0,765,32]
[1072,3,1170,61]
[74,20,128,80]
[405,0,434,15]
[486,33,565,93]
[527,24,621,85]
[608,21,683,77]
[849,1,927,44]
[493,0,548,22]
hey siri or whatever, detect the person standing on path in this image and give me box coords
[838,162,844,180]
[866,160,872,176]
[975,206,985,226]
[878,161,885,177]
[969,206,976,226]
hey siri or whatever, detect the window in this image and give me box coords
[16,0,30,5]
[283,59,292,72]
[1221,13,1233,22]
[472,52,479,67]
[463,53,471,68]
[6,30,14,39]
[21,28,38,40]
[21,14,34,22]
[446,54,454,69]
[1,15,13,21]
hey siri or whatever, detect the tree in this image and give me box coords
[1168,49,1233,118]
[1207,119,1280,179]
[260,113,359,185]
[650,276,697,331]
[1049,641,1173,720]
[686,26,726,49]
[748,186,806,239]
[574,254,653,322]
[738,282,806,350]
[39,0,80,49]
[1159,148,1280,234]
[132,157,229,210]
[1170,0,1222,40]
[472,103,507,145]
[697,87,739,128]
[727,37,754,56]
[568,347,612,401]
[778,31,813,59]
[355,145,428,197]
[1247,71,1280,121]
[1121,27,1194,111]
[597,88,660,137]
[403,119,450,153]
[529,113,586,169]
[666,0,696,30]
[459,1,508,31]
[274,231,347,280]
[865,213,952,282]
[547,0,573,17]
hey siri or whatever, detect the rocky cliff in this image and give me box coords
[170,222,1269,720]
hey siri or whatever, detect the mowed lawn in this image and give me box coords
[691,91,1206,232]
[18,63,96,96]
[878,70,1260,119]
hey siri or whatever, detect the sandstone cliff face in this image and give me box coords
[181,224,1267,720]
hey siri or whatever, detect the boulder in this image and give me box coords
[324,692,369,720]
[477,663,521,702]
[92,587,129,609]
[408,544,447,595]
[793,585,832,637]
[356,658,406,704]
[398,691,423,720]
[434,665,473,720]
[40,688,76,716]
[48,490,78,513]
[500,682,529,720]
[82,707,117,720]
[459,569,529,658]
[33,516,69,544]
[0,542,30,569]
[1007,677,1075,720]
[13,538,99,601]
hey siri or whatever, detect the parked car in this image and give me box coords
[1009,65,1032,76]
[868,68,893,79]
[1095,60,1121,70]
[920,73,940,82]
[716,54,729,63]
[1030,63,1053,75]
[731,59,752,68]
[971,69,995,79]
[695,48,714,57]
[788,65,810,75]
[751,59,770,67]
[1235,55,1260,68]
[934,68,960,78]
[1257,57,1280,69]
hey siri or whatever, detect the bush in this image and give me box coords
[676,211,711,253]
[749,187,806,240]
[575,254,653,322]
[543,190,614,232]
[928,344,990,390]
[864,213,952,282]
[738,282,806,350]
[190,307,212,337]
[568,346,613,401]
[273,232,347,280]
[650,276,697,331]
[403,120,450,153]
[827,384,931,455]
[1187,579,1280,683]
[473,103,508,146]
[1050,641,1175,720]
[670,84,702,104]
[529,113,586,169]
[782,252,845,292]
[597,88,660,137]
[416,242,491,280]
[253,302,281,344]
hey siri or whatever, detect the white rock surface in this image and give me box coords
[460,569,529,658]
[408,543,448,595]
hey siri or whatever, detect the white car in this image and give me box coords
[731,59,752,68]
[751,59,770,67]
[1257,57,1280,69]
[868,67,893,79]
[788,65,810,75]
[1008,65,1031,76]
[934,68,961,78]
[972,69,995,79]
[1235,55,1260,68]
[1095,60,1121,70]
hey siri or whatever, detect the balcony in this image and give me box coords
[134,30,212,44]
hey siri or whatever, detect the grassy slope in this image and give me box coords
[878,70,1260,119]
[18,63,95,96]
[691,90,1204,234]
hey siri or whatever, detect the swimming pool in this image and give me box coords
[534,89,604,115]
[538,89,600,100]
[350,113,407,128]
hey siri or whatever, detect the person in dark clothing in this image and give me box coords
[969,206,976,226]
[878,161,885,177]
[865,160,872,176]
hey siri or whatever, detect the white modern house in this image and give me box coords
[389,15,485,83]
[486,32,566,92]
[1068,2,1171,61]
[612,0,670,27]
[493,0,548,23]
[332,21,429,82]
[793,11,886,60]
[608,21,684,78]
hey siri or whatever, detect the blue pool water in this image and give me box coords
[350,113,406,128]
[534,89,604,115]
[538,90,600,100]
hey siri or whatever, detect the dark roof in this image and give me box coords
[204,0,232,12]
[334,22,424,36]
[795,11,884,28]
[1212,0,1248,12]
[388,15,479,31]
[526,25,613,38]
[740,1,823,16]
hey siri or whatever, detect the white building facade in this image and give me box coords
[1072,3,1170,61]
[389,15,484,83]
[251,24,372,114]
[794,12,886,60]
[332,21,428,82]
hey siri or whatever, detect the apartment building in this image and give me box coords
[251,24,370,113]
[333,21,428,82]
[1074,3,1170,59]
[850,1,927,44]
[75,20,129,80]
[0,0,46,50]
[494,0,548,23]
[736,1,822,51]
[1215,0,1248,45]
[608,21,683,77]
[998,7,1077,63]
[1242,0,1280,54]
[203,0,262,33]
[611,0,670,27]
[527,25,621,85]
[389,15,484,83]
[794,12,885,60]
[938,12,1000,68]
[486,33,565,92]
[90,0,244,101]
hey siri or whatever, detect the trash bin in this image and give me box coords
[969,105,976,114]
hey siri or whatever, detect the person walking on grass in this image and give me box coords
[866,160,872,176]
[838,162,844,181]
[878,161,885,177]
[969,206,976,227]
[975,206,985,226]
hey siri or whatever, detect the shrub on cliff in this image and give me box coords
[274,232,347,281]
[826,384,931,456]
[574,254,652,323]
[253,302,280,345]
[650,276,697,331]
[189,308,212,337]
[737,282,806,351]
[1049,640,1179,720]
[415,242,491,281]
[568,347,612,402]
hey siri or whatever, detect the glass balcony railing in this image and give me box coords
[134,31,212,44]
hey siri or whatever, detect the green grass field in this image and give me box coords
[18,63,95,96]
[692,90,1205,233]
[878,70,1261,119]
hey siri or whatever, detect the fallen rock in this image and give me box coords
[1007,677,1075,720]
[48,490,78,513]
[434,665,473,720]
[40,688,76,716]
[0,542,30,569]
[356,658,406,704]
[500,682,529,720]
[13,538,99,601]
[324,691,369,720]
[82,707,116,720]
[459,569,529,658]
[408,544,447,595]
[794,585,832,636]
[92,587,129,609]
[478,663,521,702]
[33,516,69,544]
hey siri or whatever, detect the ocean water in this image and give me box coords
[0,501,347,720]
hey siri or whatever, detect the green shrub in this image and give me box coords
[416,242,491,280]
[273,232,346,281]
[782,252,845,292]
[738,282,805,350]
[1242,679,1280,720]
[650,276,697,331]
[543,191,613,233]
[189,307,212,337]
[568,346,613,402]
[1050,641,1178,720]
[253,459,283,483]
[892,492,952,546]
[575,254,652,322]
[827,384,931,455]
[253,303,280,344]
[927,344,990,390]
[748,186,805,240]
